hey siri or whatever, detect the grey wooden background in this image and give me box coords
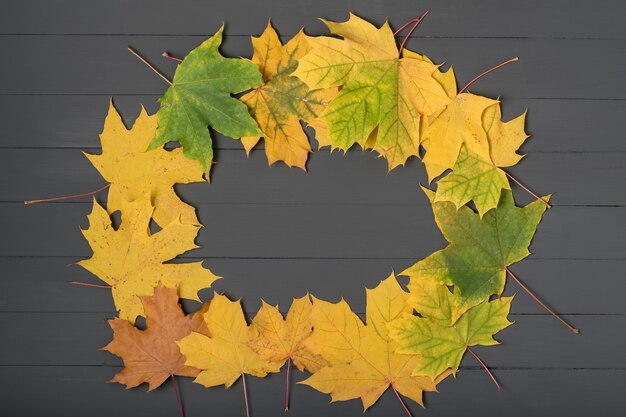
[1,1,625,416]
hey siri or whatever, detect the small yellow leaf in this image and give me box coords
[248,295,328,372]
[85,102,205,227]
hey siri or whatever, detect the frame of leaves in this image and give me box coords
[28,10,579,417]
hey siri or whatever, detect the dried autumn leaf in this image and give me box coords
[300,274,447,411]
[248,295,327,371]
[240,23,337,169]
[403,188,549,318]
[78,197,219,323]
[388,283,513,379]
[293,13,449,169]
[248,295,328,410]
[102,285,201,390]
[85,101,204,226]
[152,26,263,177]
[177,294,282,389]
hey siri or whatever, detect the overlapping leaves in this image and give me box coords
[65,12,564,417]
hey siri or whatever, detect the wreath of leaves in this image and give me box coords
[44,12,579,417]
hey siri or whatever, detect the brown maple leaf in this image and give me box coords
[103,285,207,390]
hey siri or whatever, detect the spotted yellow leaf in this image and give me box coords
[78,197,219,323]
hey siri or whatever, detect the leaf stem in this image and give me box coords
[506,267,579,334]
[69,281,111,289]
[393,10,430,36]
[466,346,501,390]
[127,46,172,85]
[162,52,183,63]
[397,9,431,57]
[505,172,552,208]
[390,383,414,417]
[242,373,251,417]
[24,184,110,205]
[285,357,291,411]
[458,57,519,94]
[171,374,185,417]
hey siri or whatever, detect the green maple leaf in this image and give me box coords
[388,290,513,379]
[403,188,550,317]
[434,145,510,217]
[293,14,450,170]
[151,26,263,178]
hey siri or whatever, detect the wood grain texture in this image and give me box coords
[0,0,622,416]
[2,366,624,417]
[1,0,624,38]
[4,202,624,259]
[1,35,625,99]
[3,149,625,206]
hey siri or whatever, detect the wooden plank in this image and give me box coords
[1,366,622,417]
[0,312,615,368]
[3,148,624,206]
[2,96,625,152]
[1,36,625,99]
[1,257,622,315]
[3,202,624,259]
[1,0,624,39]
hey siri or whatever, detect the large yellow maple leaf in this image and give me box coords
[78,197,219,323]
[300,274,448,411]
[85,102,204,227]
[293,13,450,170]
[177,294,282,389]
[240,23,337,169]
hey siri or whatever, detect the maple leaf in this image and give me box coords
[102,285,202,390]
[240,23,337,169]
[434,145,510,217]
[422,92,499,181]
[151,26,263,178]
[433,105,529,216]
[177,293,282,389]
[402,188,549,318]
[293,13,450,170]
[78,197,219,323]
[388,281,513,379]
[299,274,447,412]
[85,101,204,227]
[248,295,328,410]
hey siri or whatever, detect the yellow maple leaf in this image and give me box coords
[300,274,448,411]
[432,103,530,216]
[483,103,528,167]
[84,102,204,227]
[240,23,337,169]
[177,294,282,389]
[422,93,499,181]
[248,295,327,372]
[78,197,219,323]
[293,13,450,170]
